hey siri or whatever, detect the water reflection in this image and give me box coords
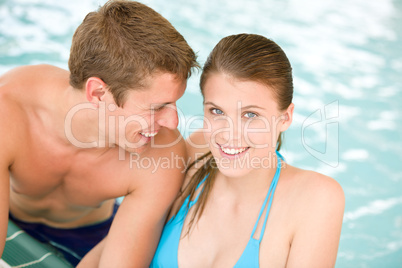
[0,0,401,266]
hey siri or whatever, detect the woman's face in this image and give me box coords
[202,73,293,178]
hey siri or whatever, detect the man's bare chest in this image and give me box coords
[9,133,132,205]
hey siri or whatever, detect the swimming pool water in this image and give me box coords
[0,0,401,267]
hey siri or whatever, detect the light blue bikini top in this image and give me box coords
[150,151,283,268]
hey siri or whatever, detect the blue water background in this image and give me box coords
[0,0,401,267]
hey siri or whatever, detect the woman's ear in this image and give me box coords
[279,103,294,132]
[85,77,107,106]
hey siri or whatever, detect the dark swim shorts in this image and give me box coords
[9,202,119,267]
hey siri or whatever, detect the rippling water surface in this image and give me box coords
[0,0,401,266]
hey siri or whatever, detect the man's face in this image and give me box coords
[105,72,186,153]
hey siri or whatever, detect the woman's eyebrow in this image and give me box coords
[204,101,265,110]
[203,101,227,112]
[203,101,215,106]
[241,105,265,110]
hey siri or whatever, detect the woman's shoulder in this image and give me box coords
[280,164,345,212]
[276,164,345,266]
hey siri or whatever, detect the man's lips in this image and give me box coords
[139,131,158,138]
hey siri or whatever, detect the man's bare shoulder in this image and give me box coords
[141,128,186,158]
[126,128,186,191]
[0,101,22,167]
[1,64,64,78]
[0,65,61,156]
[1,64,68,96]
[185,129,209,163]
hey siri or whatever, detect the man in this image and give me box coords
[0,0,198,266]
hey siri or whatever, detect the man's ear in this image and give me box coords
[279,103,294,132]
[85,77,107,105]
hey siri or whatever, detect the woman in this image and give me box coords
[151,34,344,267]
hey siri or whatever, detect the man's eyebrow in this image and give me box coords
[149,102,174,110]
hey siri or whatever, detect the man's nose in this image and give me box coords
[156,104,179,130]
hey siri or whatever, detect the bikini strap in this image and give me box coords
[250,151,282,242]
[173,175,208,224]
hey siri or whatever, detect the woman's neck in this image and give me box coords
[213,153,280,201]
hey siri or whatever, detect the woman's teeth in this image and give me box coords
[220,146,248,155]
[140,132,158,138]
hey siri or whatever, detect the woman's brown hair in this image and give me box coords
[179,34,293,234]
[68,0,199,106]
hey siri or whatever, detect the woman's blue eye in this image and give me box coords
[211,108,224,115]
[244,112,257,118]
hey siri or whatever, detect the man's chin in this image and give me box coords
[121,143,150,154]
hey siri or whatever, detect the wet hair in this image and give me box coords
[68,0,199,106]
[180,34,293,234]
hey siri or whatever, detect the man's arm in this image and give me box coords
[0,110,13,257]
[79,128,186,267]
[76,238,105,267]
[0,164,10,258]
